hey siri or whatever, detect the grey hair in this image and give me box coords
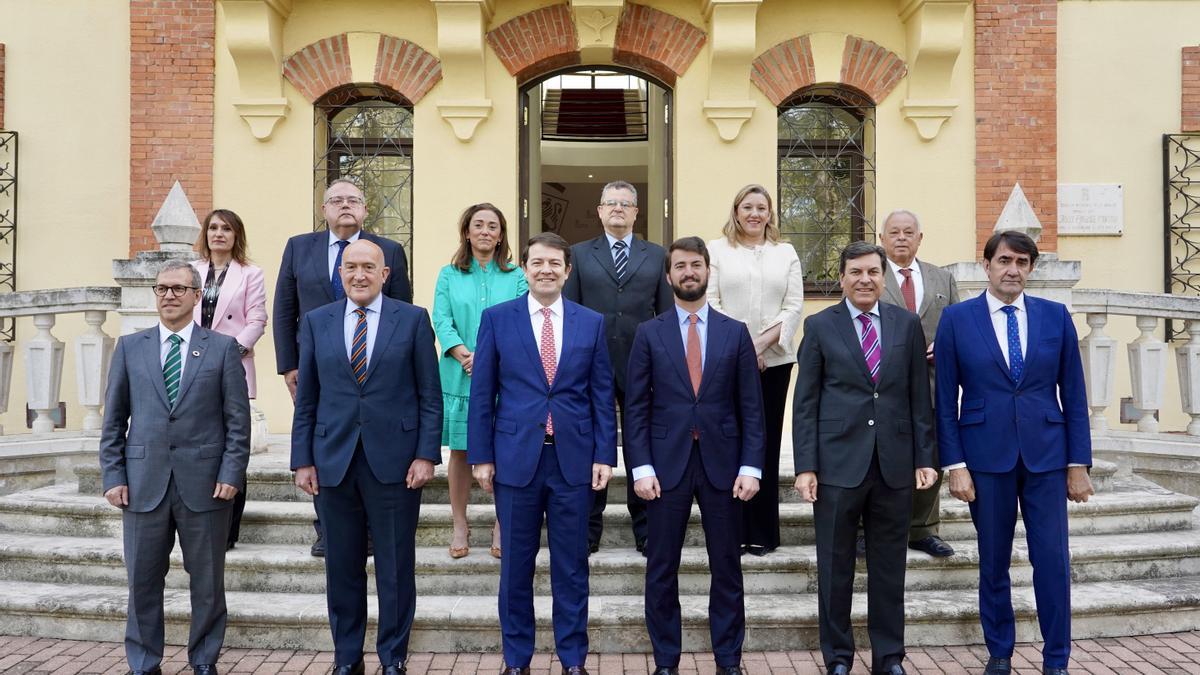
[157,259,202,288]
[600,180,638,205]
[882,209,921,232]
[324,177,365,201]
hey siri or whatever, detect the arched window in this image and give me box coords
[777,86,876,297]
[314,84,414,285]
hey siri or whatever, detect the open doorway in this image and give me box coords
[519,67,673,246]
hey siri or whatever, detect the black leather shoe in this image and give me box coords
[193,667,219,675]
[332,661,364,675]
[499,667,530,675]
[310,523,325,557]
[382,665,406,675]
[635,538,647,554]
[827,664,849,675]
[588,541,600,555]
[873,665,905,675]
[909,535,955,557]
[1042,668,1068,675]
[745,545,771,557]
[717,667,743,675]
[984,657,1012,674]
[126,668,162,675]
[562,667,588,674]
[855,534,866,558]
[651,668,679,675]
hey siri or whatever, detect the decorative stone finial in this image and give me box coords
[151,181,202,252]
[993,182,1043,242]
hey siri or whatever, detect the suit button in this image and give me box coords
[873,393,879,399]
[618,288,623,293]
[169,445,176,450]
[617,312,622,317]
[868,420,875,426]
[169,416,177,422]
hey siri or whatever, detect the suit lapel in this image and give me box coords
[970,293,1013,378]
[516,296,546,386]
[697,311,729,400]
[589,237,620,285]
[657,312,695,398]
[321,302,360,385]
[833,302,875,383]
[882,267,905,309]
[915,260,936,318]
[310,232,335,304]
[140,329,171,409]
[173,325,209,409]
[1017,295,1041,385]
[622,237,650,287]
[552,302,579,391]
[362,300,399,384]
[211,261,243,331]
[874,304,901,385]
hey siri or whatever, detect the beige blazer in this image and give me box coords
[706,237,805,367]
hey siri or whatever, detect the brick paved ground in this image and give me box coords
[4,633,1200,674]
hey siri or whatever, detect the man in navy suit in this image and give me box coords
[274,178,412,556]
[290,240,442,675]
[935,231,1093,675]
[625,236,764,675]
[468,232,618,675]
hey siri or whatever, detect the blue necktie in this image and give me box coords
[331,239,350,300]
[613,240,628,282]
[1001,305,1023,382]
[351,308,368,384]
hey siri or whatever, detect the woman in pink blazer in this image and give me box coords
[192,208,268,550]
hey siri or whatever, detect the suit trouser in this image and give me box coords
[908,406,942,542]
[123,477,231,670]
[495,440,592,668]
[589,386,648,548]
[969,458,1071,669]
[314,444,422,667]
[645,443,745,668]
[813,454,911,672]
[742,363,792,550]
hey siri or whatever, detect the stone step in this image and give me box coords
[1,576,1198,652]
[71,455,1121,504]
[0,477,1187,548]
[3,528,1198,597]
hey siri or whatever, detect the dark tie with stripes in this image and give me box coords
[331,239,350,300]
[163,334,182,406]
[351,308,368,384]
[613,239,628,282]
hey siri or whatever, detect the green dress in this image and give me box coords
[432,258,527,449]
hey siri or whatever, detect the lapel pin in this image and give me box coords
[192,350,201,357]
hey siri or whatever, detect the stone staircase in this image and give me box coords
[1,438,1200,653]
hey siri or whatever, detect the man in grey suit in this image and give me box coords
[879,209,960,558]
[100,260,251,675]
[562,180,673,554]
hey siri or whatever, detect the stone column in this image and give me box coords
[1129,315,1167,433]
[1176,319,1200,436]
[26,314,65,433]
[0,341,13,435]
[1079,312,1117,433]
[75,310,114,433]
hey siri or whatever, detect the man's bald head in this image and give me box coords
[340,239,390,307]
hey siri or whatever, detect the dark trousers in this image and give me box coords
[123,477,231,670]
[742,363,792,550]
[314,444,422,667]
[645,443,745,668]
[970,458,1071,668]
[813,454,912,672]
[495,441,592,668]
[589,385,647,547]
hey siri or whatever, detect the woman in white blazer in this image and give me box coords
[707,184,804,556]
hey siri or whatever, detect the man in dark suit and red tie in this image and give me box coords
[290,240,442,675]
[935,231,1093,675]
[793,241,938,675]
[468,232,618,675]
[624,236,765,675]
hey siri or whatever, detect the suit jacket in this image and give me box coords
[273,230,412,374]
[793,301,935,489]
[562,234,673,392]
[624,307,765,492]
[882,259,959,352]
[466,293,618,488]
[934,292,1092,473]
[191,259,268,397]
[99,325,251,513]
[290,297,443,487]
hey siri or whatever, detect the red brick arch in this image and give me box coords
[751,34,906,106]
[486,3,705,87]
[283,33,442,105]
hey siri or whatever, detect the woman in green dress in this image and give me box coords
[433,203,527,559]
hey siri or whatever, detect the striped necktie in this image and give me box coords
[351,308,368,384]
[331,239,350,300]
[163,334,182,406]
[857,313,881,383]
[613,239,628,282]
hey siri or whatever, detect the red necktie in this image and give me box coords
[900,267,917,312]
[539,307,557,435]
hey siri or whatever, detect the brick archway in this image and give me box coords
[750,34,906,106]
[283,33,442,105]
[486,3,705,86]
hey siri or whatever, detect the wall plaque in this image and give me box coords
[1058,183,1123,235]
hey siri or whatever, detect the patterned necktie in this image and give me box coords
[163,334,182,406]
[331,239,350,300]
[686,314,702,396]
[351,308,368,384]
[612,239,628,282]
[1001,305,1024,382]
[857,313,881,383]
[899,267,917,312]
[539,307,557,434]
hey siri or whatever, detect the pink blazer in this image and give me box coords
[191,260,268,398]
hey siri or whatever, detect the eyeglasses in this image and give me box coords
[152,285,198,297]
[600,199,636,209]
[325,196,365,207]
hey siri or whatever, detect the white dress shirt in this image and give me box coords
[343,293,383,366]
[631,302,762,483]
[706,237,805,367]
[845,298,882,344]
[528,294,564,363]
[887,258,925,311]
[604,231,634,265]
[328,230,362,279]
[158,322,196,379]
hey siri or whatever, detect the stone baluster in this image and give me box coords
[26,314,65,433]
[74,310,115,432]
[1079,312,1117,432]
[1128,315,1167,433]
[1176,319,1200,436]
[0,340,13,434]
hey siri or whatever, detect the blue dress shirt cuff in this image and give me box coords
[942,462,967,471]
[631,465,656,481]
[738,466,763,479]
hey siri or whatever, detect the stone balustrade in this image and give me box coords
[1073,289,1200,435]
[0,287,121,434]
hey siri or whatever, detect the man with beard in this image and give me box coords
[624,236,765,675]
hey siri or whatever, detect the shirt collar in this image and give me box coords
[346,292,384,317]
[528,293,564,318]
[985,289,1026,314]
[887,258,921,276]
[844,297,881,320]
[675,302,710,325]
[604,231,634,249]
[159,321,195,346]
[329,230,362,248]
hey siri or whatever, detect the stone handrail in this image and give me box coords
[0,286,121,434]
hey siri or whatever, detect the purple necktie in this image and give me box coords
[858,313,881,382]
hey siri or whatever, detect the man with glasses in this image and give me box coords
[563,180,672,555]
[273,178,412,556]
[100,260,251,675]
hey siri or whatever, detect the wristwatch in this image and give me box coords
[237,344,250,357]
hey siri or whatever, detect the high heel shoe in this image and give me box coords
[449,526,470,559]
[490,523,502,559]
